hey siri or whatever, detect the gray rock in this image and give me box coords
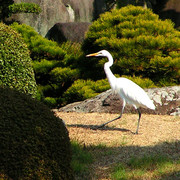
[46,22,91,43]
[59,86,180,116]
[8,0,69,37]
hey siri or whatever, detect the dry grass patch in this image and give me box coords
[55,112,180,179]
[56,112,180,147]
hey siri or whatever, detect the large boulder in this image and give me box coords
[62,0,106,21]
[8,0,69,37]
[47,22,91,43]
[58,86,180,116]
[7,0,106,37]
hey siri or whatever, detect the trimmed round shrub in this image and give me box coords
[82,5,180,86]
[0,87,74,179]
[0,23,37,97]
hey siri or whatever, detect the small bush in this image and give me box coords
[0,23,37,97]
[63,79,109,104]
[50,67,79,86]
[0,87,74,179]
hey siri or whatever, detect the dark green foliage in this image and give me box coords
[10,23,65,60]
[64,79,101,104]
[83,5,180,86]
[0,87,74,179]
[11,23,84,107]
[64,79,111,104]
[0,23,37,97]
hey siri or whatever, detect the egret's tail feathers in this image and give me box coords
[148,101,155,110]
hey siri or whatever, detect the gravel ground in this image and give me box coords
[55,112,180,179]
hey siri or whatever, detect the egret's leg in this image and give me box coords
[97,100,126,128]
[135,108,141,134]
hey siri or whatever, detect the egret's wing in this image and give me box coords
[116,78,155,109]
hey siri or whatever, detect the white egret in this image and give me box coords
[86,50,155,134]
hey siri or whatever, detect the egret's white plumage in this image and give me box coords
[86,50,155,134]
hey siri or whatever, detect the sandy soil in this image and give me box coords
[55,112,180,179]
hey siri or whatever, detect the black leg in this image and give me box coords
[97,114,122,128]
[97,100,126,129]
[135,108,141,134]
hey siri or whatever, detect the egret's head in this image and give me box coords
[86,50,110,57]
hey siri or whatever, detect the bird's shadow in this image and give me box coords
[67,124,134,134]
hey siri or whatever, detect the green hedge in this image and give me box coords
[0,87,74,179]
[0,23,37,97]
[82,5,180,86]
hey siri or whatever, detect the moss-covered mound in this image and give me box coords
[0,23,37,97]
[0,87,74,179]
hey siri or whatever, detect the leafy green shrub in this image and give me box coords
[33,59,61,75]
[0,87,74,179]
[63,79,109,104]
[11,23,84,106]
[0,23,37,97]
[50,67,79,87]
[83,5,180,86]
[43,96,58,107]
[10,23,65,60]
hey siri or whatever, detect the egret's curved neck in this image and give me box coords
[104,54,116,89]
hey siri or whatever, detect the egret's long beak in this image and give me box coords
[86,52,98,57]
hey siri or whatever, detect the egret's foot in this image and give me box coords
[97,124,106,129]
[90,124,105,130]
